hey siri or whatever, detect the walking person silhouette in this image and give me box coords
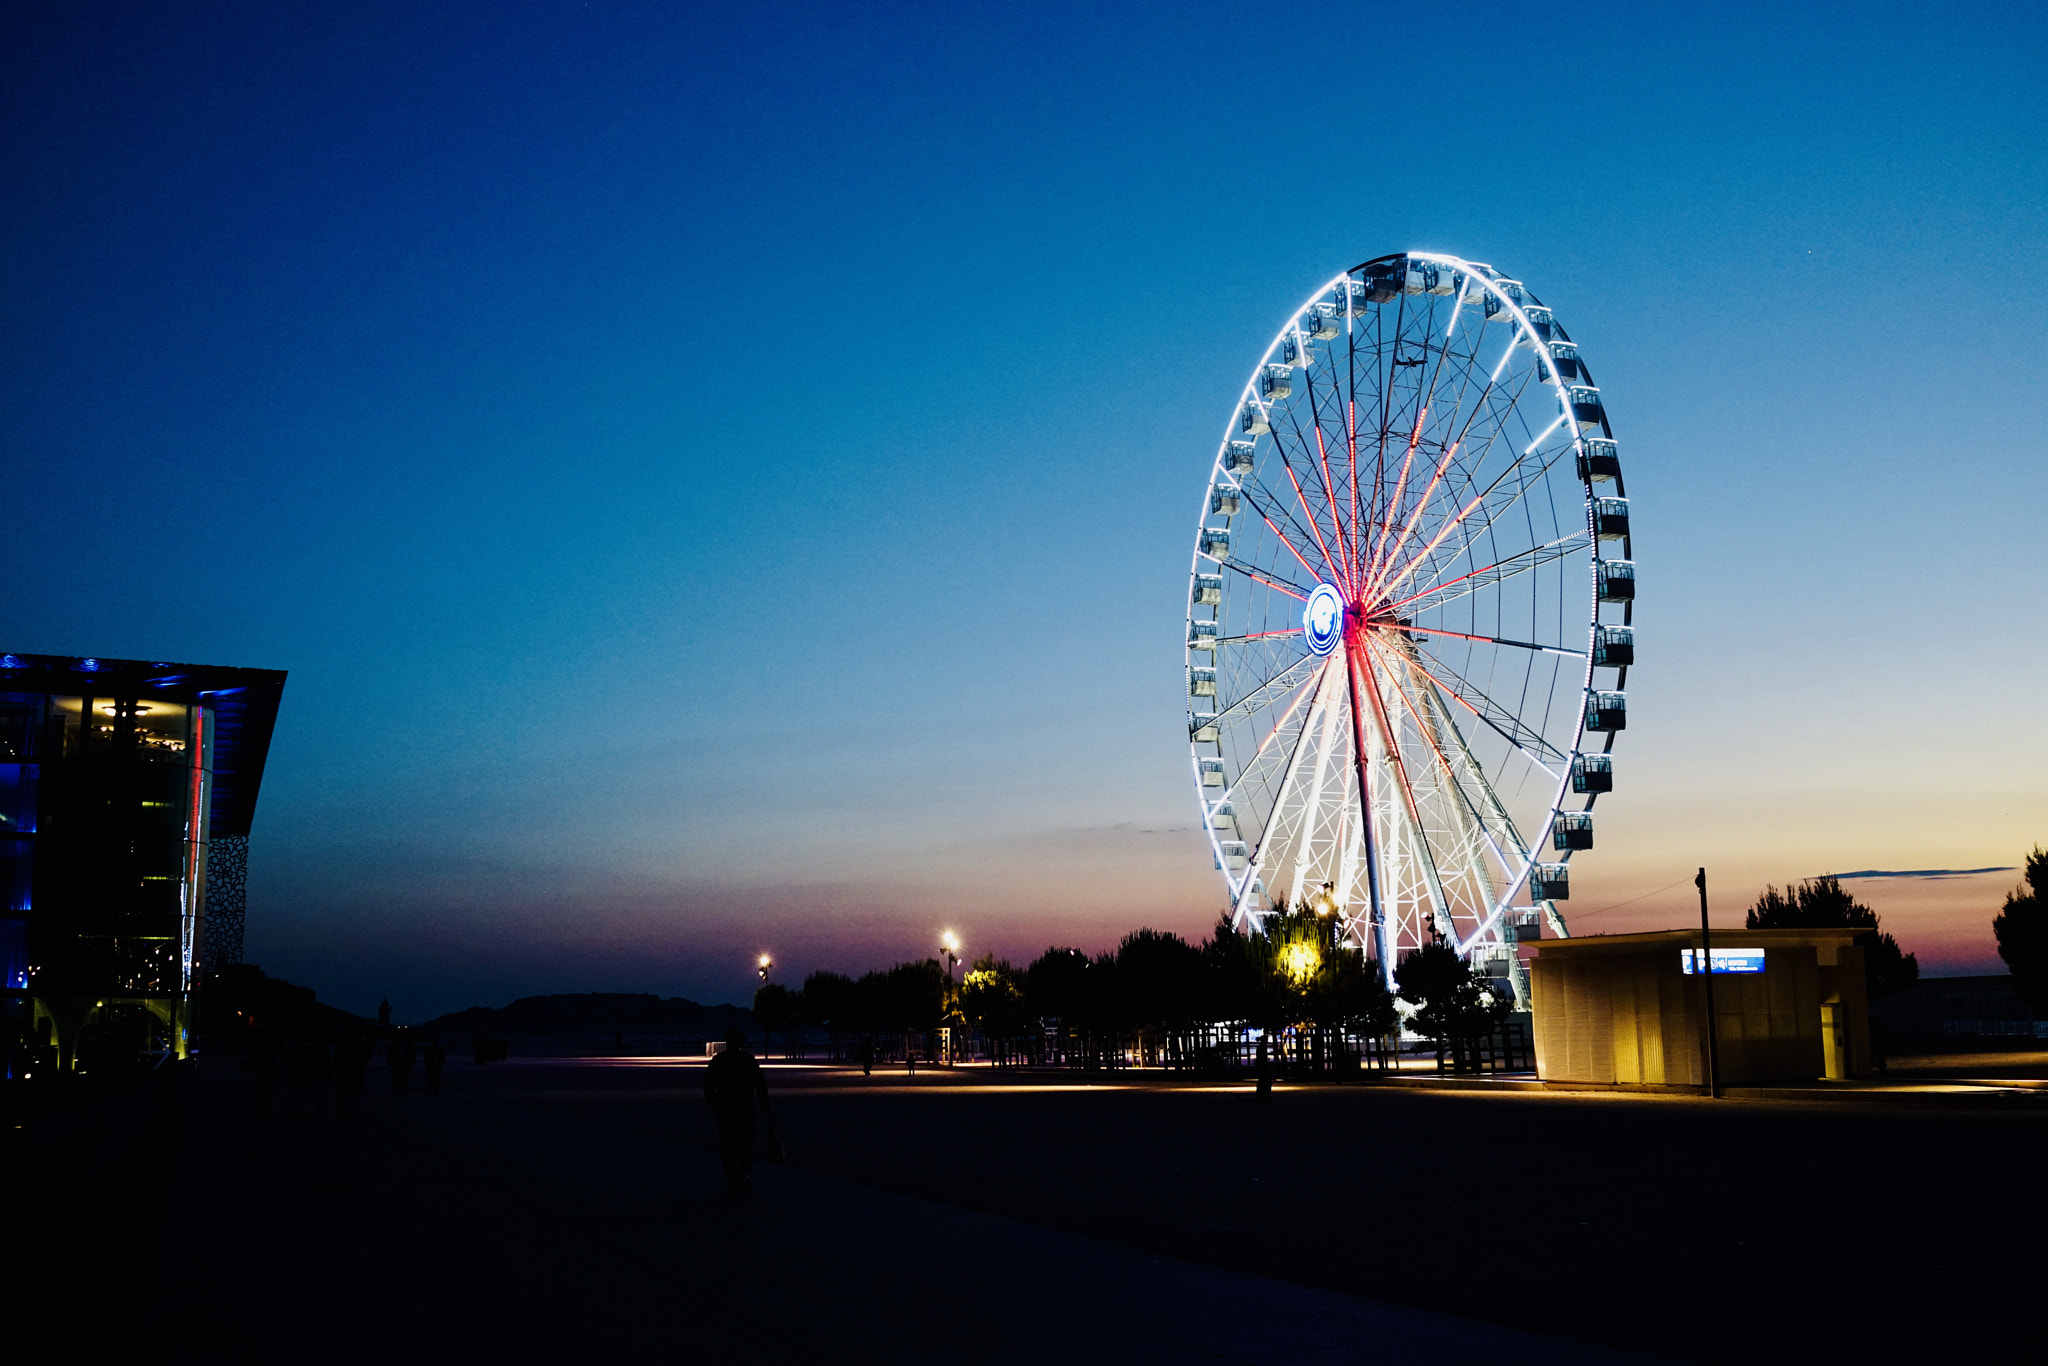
[702,1027,776,1197]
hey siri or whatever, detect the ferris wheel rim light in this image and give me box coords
[1184,250,1631,986]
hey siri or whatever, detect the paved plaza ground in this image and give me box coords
[15,1051,2047,1363]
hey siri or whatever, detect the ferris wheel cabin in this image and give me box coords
[1565,385,1606,429]
[1577,437,1621,482]
[1593,497,1630,540]
[1572,753,1614,794]
[1552,812,1595,852]
[1586,691,1628,731]
[1593,624,1634,667]
[1532,863,1571,901]
[1544,339,1583,381]
[1598,560,1636,601]
[1302,303,1340,340]
[1517,306,1555,346]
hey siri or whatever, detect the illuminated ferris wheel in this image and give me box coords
[1185,253,1633,994]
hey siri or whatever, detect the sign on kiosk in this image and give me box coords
[1680,948,1766,975]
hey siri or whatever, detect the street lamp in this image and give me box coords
[938,932,962,1067]
[757,953,772,985]
[1309,881,1339,917]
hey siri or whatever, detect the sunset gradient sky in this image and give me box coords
[5,2,2043,1018]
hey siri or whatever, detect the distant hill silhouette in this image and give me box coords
[418,992,752,1042]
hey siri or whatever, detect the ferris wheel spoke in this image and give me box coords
[1219,663,1323,792]
[1273,398,1352,584]
[1396,623,1586,657]
[1400,648,1568,775]
[1215,556,1312,601]
[1384,358,1540,573]
[1367,402,1432,588]
[1208,651,1320,730]
[1291,364,1352,544]
[1270,446,1347,588]
[1376,648,1499,855]
[1385,530,1589,618]
[1235,483,1334,586]
[1279,384,1352,588]
[1369,389,1562,607]
[1384,645,1538,868]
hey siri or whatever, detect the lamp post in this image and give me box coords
[757,953,772,986]
[1696,869,1720,1099]
[939,932,960,1065]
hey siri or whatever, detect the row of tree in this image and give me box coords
[752,870,1958,1071]
[755,903,1516,1071]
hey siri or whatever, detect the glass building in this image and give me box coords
[1,652,286,1074]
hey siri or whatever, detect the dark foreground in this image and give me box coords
[469,1057,2048,1364]
[14,1054,2045,1363]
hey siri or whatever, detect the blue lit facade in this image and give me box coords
[1,653,285,1074]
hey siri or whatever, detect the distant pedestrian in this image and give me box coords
[702,1027,775,1197]
[423,1039,445,1095]
[1254,1034,1272,1100]
[858,1039,875,1077]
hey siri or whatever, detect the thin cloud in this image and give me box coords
[1825,868,2015,880]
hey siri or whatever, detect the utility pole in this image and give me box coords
[1696,868,1720,1099]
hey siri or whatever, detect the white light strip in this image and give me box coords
[1489,340,1517,385]
[1522,411,1567,456]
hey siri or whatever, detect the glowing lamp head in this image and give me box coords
[1302,583,1344,656]
[941,931,960,954]
[1281,939,1320,985]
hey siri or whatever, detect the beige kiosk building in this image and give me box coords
[1527,928,1873,1088]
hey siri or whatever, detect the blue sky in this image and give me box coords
[4,1,2043,1018]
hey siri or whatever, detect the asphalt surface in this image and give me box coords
[460,1055,2048,1365]
[116,1058,1674,1365]
[12,1048,2032,1362]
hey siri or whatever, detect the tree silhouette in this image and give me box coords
[1993,847,2048,1014]
[1395,935,1510,1072]
[797,970,856,1056]
[1200,916,1263,1027]
[1745,875,1919,998]
[751,982,796,1055]
[959,955,1029,1063]
[1115,929,1202,1023]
